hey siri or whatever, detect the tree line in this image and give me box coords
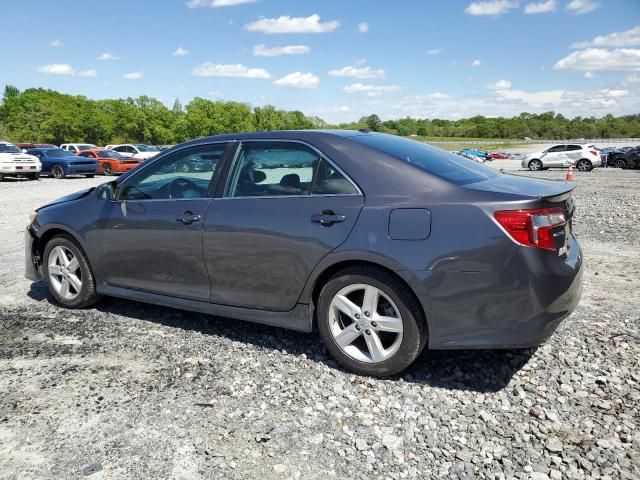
[1,85,639,145]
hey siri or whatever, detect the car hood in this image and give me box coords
[465,173,575,199]
[37,187,96,210]
[0,153,39,161]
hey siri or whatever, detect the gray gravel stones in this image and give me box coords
[1,171,639,479]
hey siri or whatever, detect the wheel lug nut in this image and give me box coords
[364,311,370,317]
[365,329,371,335]
[371,321,377,327]
[355,314,360,319]
[355,325,361,331]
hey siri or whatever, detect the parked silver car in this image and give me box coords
[522,144,602,171]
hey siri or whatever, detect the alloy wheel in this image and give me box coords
[328,283,403,363]
[48,246,82,300]
[529,160,542,171]
[52,165,65,179]
[615,159,626,169]
[576,160,591,172]
[104,163,114,175]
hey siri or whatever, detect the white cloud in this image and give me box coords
[426,48,442,55]
[471,59,482,67]
[624,73,640,85]
[274,71,320,89]
[584,71,594,79]
[489,79,512,90]
[571,26,640,49]
[122,72,143,80]
[602,89,629,98]
[186,0,255,7]
[343,83,402,97]
[427,92,450,99]
[328,64,386,79]
[554,48,640,71]
[97,53,120,61]
[465,1,518,16]
[173,47,190,56]
[78,69,98,77]
[50,39,63,47]
[358,22,369,33]
[37,64,75,75]
[253,44,310,57]
[192,62,271,78]
[245,14,339,34]
[566,0,599,14]
[524,0,557,14]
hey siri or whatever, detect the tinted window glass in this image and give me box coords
[350,134,500,186]
[312,159,359,195]
[226,143,318,197]
[119,144,227,201]
[566,145,581,151]
[0,143,21,153]
[547,145,566,153]
[44,149,70,157]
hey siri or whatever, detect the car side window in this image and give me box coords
[567,145,581,151]
[547,145,566,153]
[119,144,227,201]
[79,151,92,157]
[226,143,318,197]
[312,159,359,195]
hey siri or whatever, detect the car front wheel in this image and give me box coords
[42,235,101,308]
[615,159,627,169]
[52,164,66,179]
[317,266,426,377]
[528,159,543,171]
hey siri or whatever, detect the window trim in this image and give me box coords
[220,139,362,200]
[115,141,233,202]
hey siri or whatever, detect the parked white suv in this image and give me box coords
[60,143,98,154]
[105,144,160,160]
[0,141,42,181]
[522,144,601,172]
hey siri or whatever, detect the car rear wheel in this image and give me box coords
[103,163,114,175]
[576,159,592,172]
[317,266,426,377]
[528,159,543,171]
[43,235,101,308]
[52,164,66,179]
[615,159,627,169]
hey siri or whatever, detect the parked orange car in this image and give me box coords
[77,149,141,175]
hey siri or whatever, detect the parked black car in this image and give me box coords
[607,146,640,169]
[25,131,583,376]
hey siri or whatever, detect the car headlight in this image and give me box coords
[28,211,38,225]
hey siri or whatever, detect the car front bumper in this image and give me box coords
[25,226,41,281]
[401,235,583,349]
[65,165,98,175]
[1,164,42,175]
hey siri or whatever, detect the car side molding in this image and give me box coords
[97,284,314,332]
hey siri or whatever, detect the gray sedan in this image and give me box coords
[25,131,583,377]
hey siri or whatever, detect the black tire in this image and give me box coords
[52,164,66,179]
[528,159,543,171]
[85,174,95,178]
[42,235,102,309]
[615,159,627,169]
[27,172,40,180]
[0,173,4,182]
[317,266,427,377]
[576,159,592,172]
[103,163,114,176]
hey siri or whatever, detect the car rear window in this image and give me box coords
[350,134,501,185]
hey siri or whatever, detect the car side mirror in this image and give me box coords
[96,181,117,201]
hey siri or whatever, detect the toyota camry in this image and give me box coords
[25,131,583,376]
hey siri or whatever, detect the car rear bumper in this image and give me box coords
[401,236,583,349]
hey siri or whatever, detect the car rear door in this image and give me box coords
[203,141,364,312]
[87,142,232,301]
[542,145,568,167]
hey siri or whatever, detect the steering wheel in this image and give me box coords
[168,177,201,199]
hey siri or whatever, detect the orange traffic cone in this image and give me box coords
[566,162,574,181]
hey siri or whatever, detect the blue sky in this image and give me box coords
[1,0,639,122]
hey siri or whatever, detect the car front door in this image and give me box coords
[541,145,567,167]
[203,141,364,312]
[86,142,232,301]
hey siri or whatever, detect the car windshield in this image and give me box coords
[350,134,501,185]
[99,150,124,158]
[134,144,159,152]
[44,149,74,157]
[0,143,21,154]
[77,144,96,151]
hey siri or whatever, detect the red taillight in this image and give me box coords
[494,208,566,251]
[589,150,598,156]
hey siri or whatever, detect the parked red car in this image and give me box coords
[488,152,511,160]
[16,143,57,151]
[77,149,141,175]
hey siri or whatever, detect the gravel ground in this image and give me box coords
[1,169,639,480]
